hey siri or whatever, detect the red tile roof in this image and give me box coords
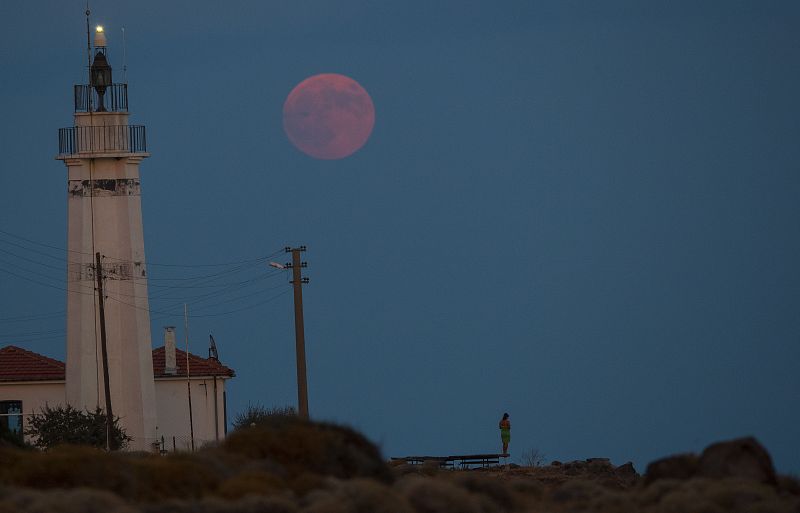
[0,346,66,382]
[0,346,234,382]
[152,347,235,378]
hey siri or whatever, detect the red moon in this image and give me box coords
[283,73,375,160]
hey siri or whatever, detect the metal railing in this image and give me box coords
[143,435,217,454]
[58,125,147,156]
[74,84,128,112]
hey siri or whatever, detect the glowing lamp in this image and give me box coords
[94,25,107,48]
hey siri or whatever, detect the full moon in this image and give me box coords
[283,73,375,160]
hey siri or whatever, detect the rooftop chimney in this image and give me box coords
[164,327,177,375]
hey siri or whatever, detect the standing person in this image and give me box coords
[499,413,511,455]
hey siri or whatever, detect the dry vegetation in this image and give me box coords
[0,417,797,512]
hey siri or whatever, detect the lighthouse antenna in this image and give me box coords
[83,1,102,405]
[122,26,127,83]
[85,2,92,86]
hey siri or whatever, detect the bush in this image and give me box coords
[223,417,391,483]
[453,474,515,511]
[129,453,223,501]
[397,476,483,513]
[24,405,131,450]
[519,448,546,468]
[142,495,298,513]
[2,487,138,513]
[0,444,227,502]
[304,478,414,513]
[232,404,296,431]
[217,470,286,500]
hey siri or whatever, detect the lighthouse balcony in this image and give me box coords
[74,84,128,113]
[57,125,147,157]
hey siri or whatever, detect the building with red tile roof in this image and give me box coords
[0,346,66,382]
[0,345,234,382]
[0,343,235,450]
[151,347,234,379]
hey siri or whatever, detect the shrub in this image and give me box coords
[129,453,222,501]
[304,478,414,513]
[778,474,800,496]
[223,418,391,483]
[647,478,726,513]
[232,404,296,431]
[142,495,298,513]
[397,476,483,513]
[0,445,222,502]
[217,470,286,499]
[519,448,546,468]
[452,473,515,511]
[24,405,131,450]
[0,445,131,492]
[549,479,606,505]
[2,487,137,513]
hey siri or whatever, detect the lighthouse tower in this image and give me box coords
[56,26,156,450]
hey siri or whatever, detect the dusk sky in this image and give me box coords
[1,1,798,473]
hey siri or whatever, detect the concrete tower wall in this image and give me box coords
[62,110,156,450]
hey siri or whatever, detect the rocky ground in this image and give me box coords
[0,418,797,513]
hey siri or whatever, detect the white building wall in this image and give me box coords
[0,381,66,442]
[0,376,229,451]
[154,377,228,451]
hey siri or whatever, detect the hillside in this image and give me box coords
[0,418,797,512]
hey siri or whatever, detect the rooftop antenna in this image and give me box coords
[209,334,219,360]
[121,26,127,83]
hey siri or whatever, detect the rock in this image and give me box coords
[615,462,637,477]
[696,436,777,485]
[586,458,613,472]
[644,437,778,487]
[550,479,605,503]
[613,462,639,488]
[563,461,584,476]
[550,460,562,467]
[644,453,698,485]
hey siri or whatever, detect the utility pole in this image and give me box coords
[95,252,115,450]
[184,304,195,451]
[285,246,309,420]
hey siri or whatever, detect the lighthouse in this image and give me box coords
[56,25,156,450]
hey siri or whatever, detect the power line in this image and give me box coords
[0,229,86,257]
[0,328,64,338]
[0,334,66,345]
[149,270,284,303]
[0,227,298,329]
[135,281,290,318]
[0,267,96,297]
[0,312,65,323]
[0,227,285,269]
[0,236,69,264]
[90,267,283,302]
[176,282,290,312]
[106,287,292,319]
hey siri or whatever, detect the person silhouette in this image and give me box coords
[499,412,511,455]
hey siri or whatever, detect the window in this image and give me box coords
[0,400,23,441]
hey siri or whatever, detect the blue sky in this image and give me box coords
[1,1,799,473]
